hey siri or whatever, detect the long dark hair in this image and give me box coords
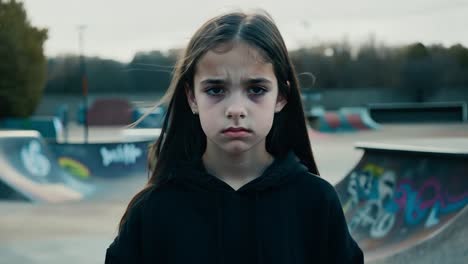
[119,10,319,231]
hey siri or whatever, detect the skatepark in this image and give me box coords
[0,119,467,263]
[3,1,468,262]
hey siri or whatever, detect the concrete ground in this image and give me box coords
[1,123,467,263]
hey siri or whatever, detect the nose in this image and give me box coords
[225,93,247,120]
[226,106,246,119]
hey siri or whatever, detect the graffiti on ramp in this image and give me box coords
[50,140,153,178]
[0,131,94,202]
[335,139,468,261]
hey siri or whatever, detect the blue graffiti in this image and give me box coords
[395,180,468,227]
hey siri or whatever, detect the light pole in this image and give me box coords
[78,25,88,143]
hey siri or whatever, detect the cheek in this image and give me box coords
[198,113,216,135]
[256,109,275,132]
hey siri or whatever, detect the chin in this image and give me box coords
[221,143,252,155]
[225,146,251,154]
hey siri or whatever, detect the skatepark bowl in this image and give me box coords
[335,138,468,263]
[0,122,467,263]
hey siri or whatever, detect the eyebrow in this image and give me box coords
[200,77,273,86]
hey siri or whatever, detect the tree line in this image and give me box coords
[0,0,47,117]
[44,42,468,94]
[2,0,467,119]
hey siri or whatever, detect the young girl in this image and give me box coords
[106,10,363,264]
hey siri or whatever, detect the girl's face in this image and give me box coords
[186,41,287,155]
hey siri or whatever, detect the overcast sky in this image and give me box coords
[22,0,468,62]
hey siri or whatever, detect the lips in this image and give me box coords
[222,127,251,133]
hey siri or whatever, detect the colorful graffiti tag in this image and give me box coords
[345,164,398,238]
[335,149,468,253]
[58,157,91,180]
[20,140,51,179]
[100,144,143,167]
[395,178,467,228]
[345,163,467,239]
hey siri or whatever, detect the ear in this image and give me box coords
[185,83,198,113]
[275,81,289,113]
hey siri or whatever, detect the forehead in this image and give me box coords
[195,42,275,80]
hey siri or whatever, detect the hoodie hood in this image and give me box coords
[169,150,309,193]
[164,150,310,264]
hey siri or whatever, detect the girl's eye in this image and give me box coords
[205,87,225,96]
[205,86,267,97]
[249,86,267,96]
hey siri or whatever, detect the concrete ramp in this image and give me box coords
[370,206,468,264]
[340,107,381,131]
[318,107,380,133]
[335,138,468,262]
[0,131,94,202]
[49,139,153,179]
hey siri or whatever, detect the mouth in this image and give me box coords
[221,127,252,138]
[222,127,252,133]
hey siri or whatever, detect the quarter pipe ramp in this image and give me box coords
[335,138,468,262]
[0,131,94,202]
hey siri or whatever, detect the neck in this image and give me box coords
[201,143,274,187]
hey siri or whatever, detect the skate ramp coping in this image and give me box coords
[355,138,468,155]
[0,131,94,203]
[335,138,468,262]
[120,128,161,141]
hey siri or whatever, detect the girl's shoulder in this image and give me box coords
[296,171,335,189]
[132,183,185,213]
[293,171,341,204]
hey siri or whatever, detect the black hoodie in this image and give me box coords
[105,150,363,264]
